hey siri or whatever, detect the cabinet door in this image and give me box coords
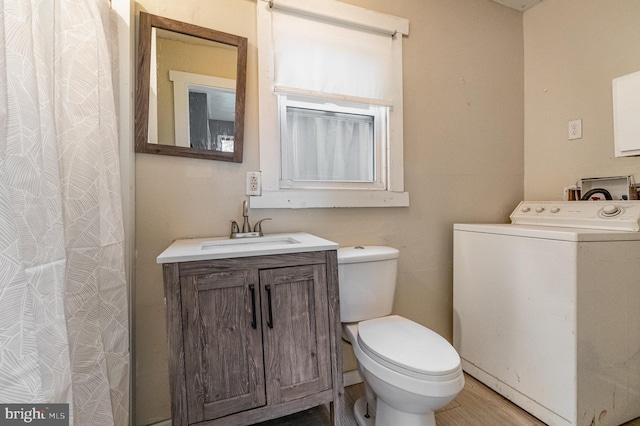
[181,269,266,424]
[259,264,332,404]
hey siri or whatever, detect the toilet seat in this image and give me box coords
[357,315,461,381]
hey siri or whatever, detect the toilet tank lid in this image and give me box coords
[338,246,399,264]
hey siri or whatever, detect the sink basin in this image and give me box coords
[157,232,339,263]
[201,235,301,249]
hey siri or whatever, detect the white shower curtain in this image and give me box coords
[0,1,129,425]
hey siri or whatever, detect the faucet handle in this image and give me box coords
[253,218,272,235]
[230,220,240,238]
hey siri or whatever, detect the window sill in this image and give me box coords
[249,190,410,209]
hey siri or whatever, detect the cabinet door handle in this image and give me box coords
[249,284,257,329]
[265,284,274,329]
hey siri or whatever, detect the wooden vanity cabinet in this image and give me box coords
[163,250,344,425]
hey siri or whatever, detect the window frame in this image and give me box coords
[254,0,409,208]
[279,95,387,191]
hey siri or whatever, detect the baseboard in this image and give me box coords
[343,369,363,387]
[150,420,171,426]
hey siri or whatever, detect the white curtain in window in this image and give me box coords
[0,1,128,424]
[271,8,394,104]
[286,108,374,182]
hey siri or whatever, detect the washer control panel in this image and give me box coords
[510,201,640,231]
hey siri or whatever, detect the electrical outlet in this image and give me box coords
[246,171,261,196]
[568,119,582,140]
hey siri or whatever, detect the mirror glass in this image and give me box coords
[135,12,247,162]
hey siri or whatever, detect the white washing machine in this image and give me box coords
[453,201,640,426]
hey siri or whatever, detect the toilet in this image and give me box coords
[338,246,464,426]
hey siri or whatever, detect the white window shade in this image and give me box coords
[272,10,394,105]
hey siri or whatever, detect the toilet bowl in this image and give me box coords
[338,247,464,426]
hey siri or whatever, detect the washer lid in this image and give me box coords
[357,315,460,377]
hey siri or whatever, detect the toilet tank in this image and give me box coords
[337,246,399,323]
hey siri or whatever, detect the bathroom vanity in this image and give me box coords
[158,233,344,425]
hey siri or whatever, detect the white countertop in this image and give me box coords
[157,232,339,264]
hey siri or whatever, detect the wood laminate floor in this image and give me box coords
[258,373,640,426]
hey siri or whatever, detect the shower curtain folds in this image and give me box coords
[0,1,129,425]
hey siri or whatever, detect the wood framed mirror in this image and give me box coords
[135,12,247,162]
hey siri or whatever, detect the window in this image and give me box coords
[255,0,409,208]
[280,95,387,190]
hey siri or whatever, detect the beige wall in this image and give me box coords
[134,0,524,424]
[523,0,640,199]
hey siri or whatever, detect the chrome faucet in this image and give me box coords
[241,200,251,233]
[230,200,271,238]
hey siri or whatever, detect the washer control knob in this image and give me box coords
[535,207,545,213]
[601,204,621,217]
[550,207,560,213]
[522,206,531,213]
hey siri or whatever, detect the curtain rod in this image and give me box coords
[267,0,408,37]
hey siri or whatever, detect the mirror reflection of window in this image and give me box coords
[169,70,236,150]
[188,85,235,152]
